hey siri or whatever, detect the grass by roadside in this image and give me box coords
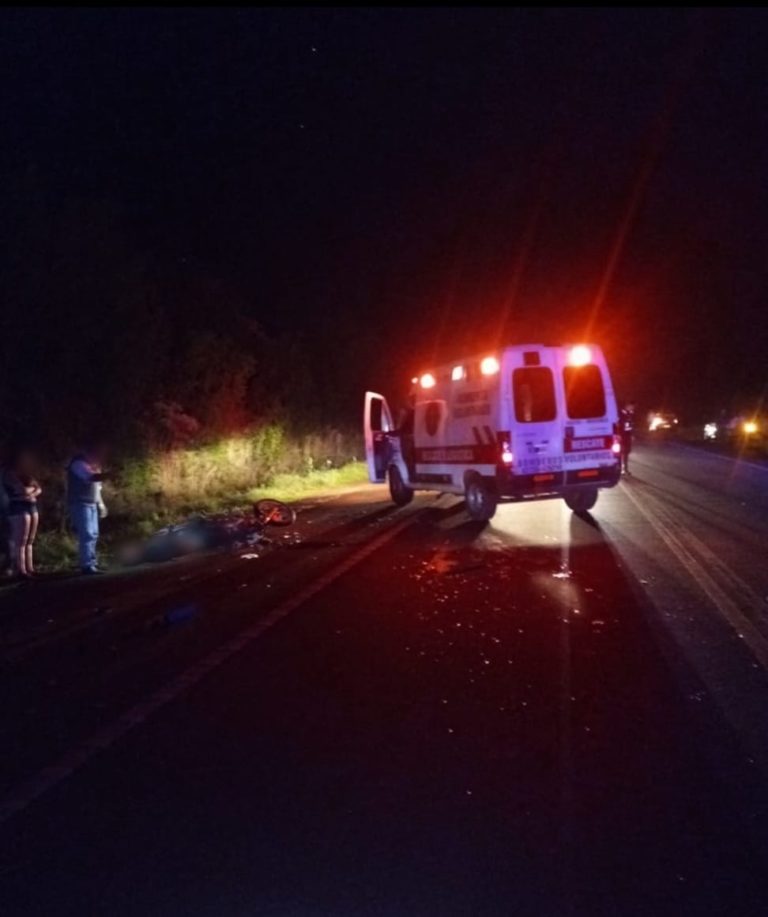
[247,460,368,502]
[31,460,368,574]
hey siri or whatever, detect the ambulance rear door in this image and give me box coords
[558,347,618,471]
[509,350,564,477]
[364,391,394,484]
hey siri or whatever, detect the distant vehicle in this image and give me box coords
[726,414,766,440]
[647,411,678,432]
[704,413,766,442]
[364,343,621,521]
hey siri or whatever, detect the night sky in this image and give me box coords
[2,9,767,418]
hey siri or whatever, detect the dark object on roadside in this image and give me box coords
[118,499,297,566]
[163,603,200,626]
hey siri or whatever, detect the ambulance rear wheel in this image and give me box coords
[464,473,498,522]
[564,487,598,514]
[388,465,414,506]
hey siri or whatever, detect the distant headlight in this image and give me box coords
[703,423,718,440]
[743,420,759,435]
[649,414,673,431]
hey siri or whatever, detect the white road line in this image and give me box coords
[628,479,768,616]
[0,511,421,826]
[622,485,768,671]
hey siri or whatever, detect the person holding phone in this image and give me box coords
[66,442,109,575]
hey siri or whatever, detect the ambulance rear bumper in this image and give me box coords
[495,463,620,499]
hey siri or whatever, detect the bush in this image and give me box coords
[35,529,78,571]
[106,425,361,521]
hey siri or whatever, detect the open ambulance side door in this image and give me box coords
[364,391,394,483]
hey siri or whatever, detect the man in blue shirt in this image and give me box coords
[66,445,109,574]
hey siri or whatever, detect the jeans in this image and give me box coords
[70,503,99,570]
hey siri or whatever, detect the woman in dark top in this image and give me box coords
[3,448,41,578]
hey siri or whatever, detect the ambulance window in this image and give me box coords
[513,368,556,423]
[370,398,385,431]
[563,365,606,418]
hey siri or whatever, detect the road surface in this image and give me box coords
[1,441,768,915]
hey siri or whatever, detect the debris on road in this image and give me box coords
[162,604,200,627]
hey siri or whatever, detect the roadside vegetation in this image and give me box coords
[32,430,365,572]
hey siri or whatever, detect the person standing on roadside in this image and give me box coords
[66,443,109,575]
[2,447,42,579]
[619,402,636,475]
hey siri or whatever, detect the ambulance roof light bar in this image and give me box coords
[568,344,592,367]
[419,372,436,389]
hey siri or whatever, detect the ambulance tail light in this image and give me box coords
[480,356,500,376]
[611,435,622,455]
[500,441,514,465]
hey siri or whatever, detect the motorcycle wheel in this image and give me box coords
[254,498,296,527]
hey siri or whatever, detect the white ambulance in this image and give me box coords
[364,343,621,520]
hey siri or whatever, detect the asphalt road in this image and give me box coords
[2,441,768,916]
